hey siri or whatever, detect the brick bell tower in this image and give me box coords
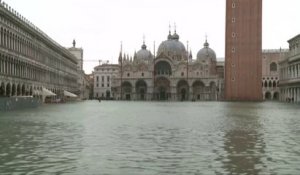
[225,0,263,101]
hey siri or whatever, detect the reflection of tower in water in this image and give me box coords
[218,103,268,174]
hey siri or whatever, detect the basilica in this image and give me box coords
[104,29,225,101]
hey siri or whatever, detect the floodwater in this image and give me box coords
[0,101,300,175]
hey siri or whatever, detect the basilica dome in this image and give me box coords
[157,31,187,61]
[197,40,216,62]
[136,43,153,61]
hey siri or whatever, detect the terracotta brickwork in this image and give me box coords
[225,0,263,101]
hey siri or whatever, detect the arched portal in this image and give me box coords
[265,92,271,100]
[136,80,147,100]
[6,83,11,96]
[192,81,205,100]
[177,80,189,101]
[21,84,25,96]
[0,82,5,96]
[121,81,132,100]
[155,77,170,101]
[154,61,172,76]
[106,90,111,99]
[11,84,16,96]
[29,86,33,96]
[17,84,21,96]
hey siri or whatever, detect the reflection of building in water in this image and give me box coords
[220,104,267,174]
[222,130,265,174]
[94,29,225,101]
[279,34,300,103]
[262,49,288,101]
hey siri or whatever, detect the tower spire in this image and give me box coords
[141,35,147,49]
[118,41,123,63]
[72,39,76,47]
[168,23,172,40]
[204,34,209,47]
[174,22,177,33]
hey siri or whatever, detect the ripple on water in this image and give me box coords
[0,101,300,174]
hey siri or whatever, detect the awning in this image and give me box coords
[64,90,77,98]
[42,87,56,96]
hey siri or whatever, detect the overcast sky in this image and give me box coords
[4,0,300,73]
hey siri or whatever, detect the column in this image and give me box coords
[298,88,300,103]
[189,86,193,101]
[294,88,297,103]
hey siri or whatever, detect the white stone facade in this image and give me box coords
[93,64,119,99]
[279,34,300,103]
[262,49,288,100]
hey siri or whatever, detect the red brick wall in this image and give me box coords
[225,0,263,101]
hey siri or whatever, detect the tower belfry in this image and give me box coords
[224,0,262,101]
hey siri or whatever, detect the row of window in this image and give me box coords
[96,83,110,88]
[0,55,77,88]
[262,80,278,88]
[96,76,110,82]
[0,16,77,75]
[96,68,116,72]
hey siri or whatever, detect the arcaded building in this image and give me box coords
[262,49,288,100]
[225,0,262,101]
[0,3,78,100]
[279,34,300,103]
[108,30,224,101]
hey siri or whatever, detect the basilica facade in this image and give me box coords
[109,30,224,101]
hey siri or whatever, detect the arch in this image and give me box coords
[21,84,25,96]
[11,83,16,96]
[154,60,172,76]
[270,62,277,72]
[264,81,268,88]
[154,77,171,100]
[265,91,271,100]
[177,80,189,101]
[29,86,33,96]
[273,81,277,88]
[0,82,5,96]
[268,81,272,88]
[17,84,21,96]
[135,79,147,100]
[105,90,111,99]
[192,80,205,100]
[6,83,11,96]
[121,81,132,100]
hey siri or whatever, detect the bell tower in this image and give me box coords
[225,0,263,101]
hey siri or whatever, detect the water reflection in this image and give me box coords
[219,103,267,174]
[1,101,300,174]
